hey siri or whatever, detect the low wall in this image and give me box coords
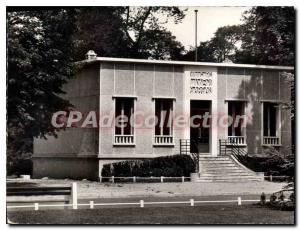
[32,157,99,181]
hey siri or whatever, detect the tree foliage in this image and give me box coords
[183,25,242,62]
[73,7,186,61]
[183,7,294,66]
[121,6,185,59]
[7,9,76,160]
[235,7,295,65]
[73,7,130,61]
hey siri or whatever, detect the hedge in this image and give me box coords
[101,154,195,177]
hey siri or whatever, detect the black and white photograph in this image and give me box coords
[5,2,295,225]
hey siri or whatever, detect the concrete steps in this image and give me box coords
[196,155,263,182]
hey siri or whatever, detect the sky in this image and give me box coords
[165,6,251,49]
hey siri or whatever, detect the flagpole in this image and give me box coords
[195,9,198,62]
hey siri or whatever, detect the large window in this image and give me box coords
[263,102,280,145]
[114,98,134,145]
[227,101,246,145]
[154,99,174,145]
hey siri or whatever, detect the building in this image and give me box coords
[33,55,293,180]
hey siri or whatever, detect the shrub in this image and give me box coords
[7,158,33,176]
[101,154,195,177]
[236,146,294,177]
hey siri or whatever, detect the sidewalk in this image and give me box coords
[7,178,286,199]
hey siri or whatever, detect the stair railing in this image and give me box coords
[219,139,249,164]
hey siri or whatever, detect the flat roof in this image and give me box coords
[77,57,294,71]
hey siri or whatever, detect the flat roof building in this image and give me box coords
[33,56,293,181]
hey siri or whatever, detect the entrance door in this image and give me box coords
[190,100,211,154]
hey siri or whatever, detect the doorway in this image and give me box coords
[190,100,211,154]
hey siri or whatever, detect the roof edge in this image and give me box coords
[76,57,294,71]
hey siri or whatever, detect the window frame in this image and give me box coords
[113,96,136,146]
[261,101,281,146]
[153,98,175,146]
[226,100,247,146]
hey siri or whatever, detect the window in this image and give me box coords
[154,99,174,145]
[114,98,134,145]
[227,101,246,145]
[263,102,280,145]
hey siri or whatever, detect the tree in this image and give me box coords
[182,25,241,62]
[235,7,295,65]
[138,28,184,60]
[73,7,130,61]
[7,9,76,169]
[181,41,217,62]
[72,7,186,61]
[121,6,186,59]
[209,25,242,62]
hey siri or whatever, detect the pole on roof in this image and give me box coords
[195,9,198,62]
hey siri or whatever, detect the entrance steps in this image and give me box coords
[195,155,263,182]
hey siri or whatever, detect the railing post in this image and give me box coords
[237,197,242,206]
[133,176,136,183]
[140,200,144,208]
[111,176,115,183]
[90,201,94,209]
[180,139,182,155]
[182,176,185,183]
[161,176,164,183]
[71,182,78,210]
[34,203,39,211]
[270,175,273,182]
[190,199,194,206]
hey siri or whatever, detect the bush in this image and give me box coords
[101,154,195,177]
[7,158,33,176]
[235,147,294,177]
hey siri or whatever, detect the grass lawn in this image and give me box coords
[7,204,294,224]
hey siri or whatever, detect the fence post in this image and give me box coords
[237,197,242,206]
[71,182,78,210]
[140,200,144,208]
[34,203,39,211]
[190,199,194,206]
[99,176,102,183]
[270,175,273,182]
[90,201,94,209]
[182,176,185,183]
[161,176,164,183]
[133,176,136,183]
[112,176,115,183]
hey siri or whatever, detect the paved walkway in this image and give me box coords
[7,178,286,199]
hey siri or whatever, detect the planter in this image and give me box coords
[190,172,200,182]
